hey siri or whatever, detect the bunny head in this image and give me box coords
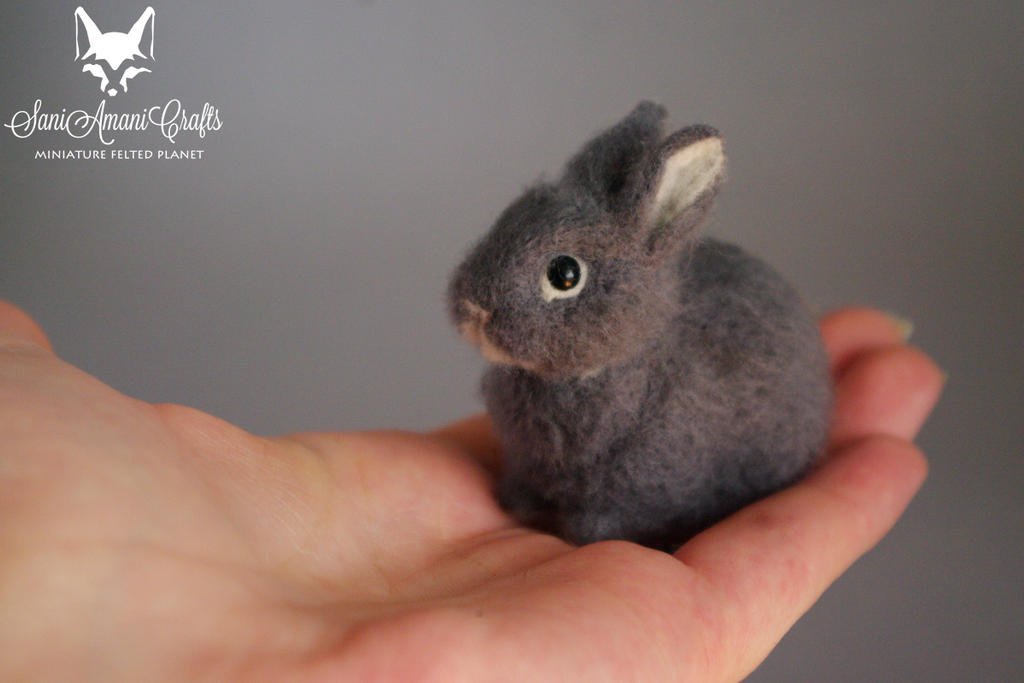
[449,102,726,379]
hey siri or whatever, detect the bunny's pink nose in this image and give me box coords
[456,299,518,366]
[459,299,490,324]
[457,299,490,345]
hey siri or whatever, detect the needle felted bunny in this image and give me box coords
[448,101,831,551]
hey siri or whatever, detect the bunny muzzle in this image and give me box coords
[453,298,530,369]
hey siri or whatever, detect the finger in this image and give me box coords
[676,435,927,682]
[820,307,910,376]
[0,300,53,352]
[429,413,503,472]
[828,345,944,447]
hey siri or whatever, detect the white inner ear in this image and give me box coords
[652,137,725,226]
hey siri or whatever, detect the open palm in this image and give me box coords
[0,303,941,681]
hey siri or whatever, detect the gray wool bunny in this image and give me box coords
[448,102,831,551]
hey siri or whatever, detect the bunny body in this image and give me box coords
[482,238,828,549]
[449,102,830,550]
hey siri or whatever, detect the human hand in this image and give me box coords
[0,302,942,681]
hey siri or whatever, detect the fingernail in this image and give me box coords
[885,312,914,342]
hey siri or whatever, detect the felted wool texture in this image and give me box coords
[448,102,831,551]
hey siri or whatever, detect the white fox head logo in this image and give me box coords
[74,6,155,97]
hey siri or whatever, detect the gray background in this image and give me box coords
[1,1,1021,680]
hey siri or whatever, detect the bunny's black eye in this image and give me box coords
[548,256,580,290]
[541,254,588,302]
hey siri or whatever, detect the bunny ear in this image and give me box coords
[561,101,667,211]
[640,125,725,259]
